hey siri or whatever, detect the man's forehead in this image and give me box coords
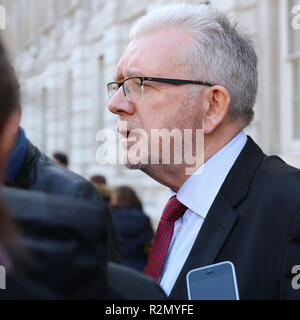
[115,31,191,80]
[115,41,145,80]
[114,69,146,80]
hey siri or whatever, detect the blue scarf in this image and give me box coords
[6,127,28,183]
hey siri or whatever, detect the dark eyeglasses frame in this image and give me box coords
[107,76,214,100]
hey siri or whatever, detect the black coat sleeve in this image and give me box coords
[280,207,300,299]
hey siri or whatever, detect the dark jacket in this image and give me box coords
[3,187,109,299]
[6,138,121,263]
[7,139,100,200]
[2,187,165,300]
[169,137,300,300]
[106,262,166,300]
[110,207,154,272]
[0,274,62,300]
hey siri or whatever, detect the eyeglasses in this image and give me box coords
[107,76,214,102]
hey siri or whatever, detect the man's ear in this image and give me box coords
[202,86,231,134]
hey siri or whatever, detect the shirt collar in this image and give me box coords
[170,131,247,218]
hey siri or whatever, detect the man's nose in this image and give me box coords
[108,88,135,115]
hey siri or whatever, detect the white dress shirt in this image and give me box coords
[159,131,247,296]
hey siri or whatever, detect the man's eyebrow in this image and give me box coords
[113,73,122,82]
[113,69,146,82]
[127,70,146,77]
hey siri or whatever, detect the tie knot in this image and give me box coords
[161,196,187,222]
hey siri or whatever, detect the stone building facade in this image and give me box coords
[0,0,299,224]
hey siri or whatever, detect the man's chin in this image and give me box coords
[124,162,147,170]
[121,152,150,170]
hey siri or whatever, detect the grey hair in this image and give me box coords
[129,3,258,127]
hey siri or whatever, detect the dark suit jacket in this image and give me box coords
[169,136,300,300]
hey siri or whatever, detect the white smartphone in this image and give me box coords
[186,261,239,300]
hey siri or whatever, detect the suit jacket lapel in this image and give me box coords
[168,136,265,299]
[169,194,238,299]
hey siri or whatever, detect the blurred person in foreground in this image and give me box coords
[0,43,23,272]
[3,72,120,262]
[0,38,60,299]
[6,123,120,262]
[108,3,300,299]
[110,186,154,272]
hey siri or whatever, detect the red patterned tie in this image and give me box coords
[145,196,187,281]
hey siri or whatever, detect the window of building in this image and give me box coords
[288,0,300,139]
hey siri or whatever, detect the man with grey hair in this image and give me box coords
[108,3,300,299]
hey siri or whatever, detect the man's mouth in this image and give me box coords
[118,130,130,139]
[118,129,139,149]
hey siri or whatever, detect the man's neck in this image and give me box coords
[142,128,242,192]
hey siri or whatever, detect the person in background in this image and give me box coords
[91,175,106,185]
[110,186,154,272]
[90,175,112,203]
[52,152,68,168]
